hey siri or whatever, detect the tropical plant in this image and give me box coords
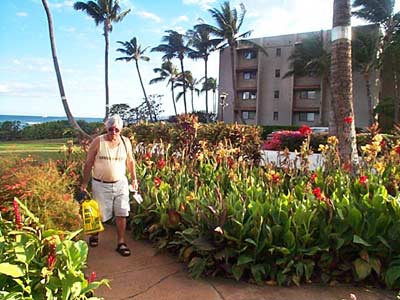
[199,1,263,123]
[175,71,200,112]
[152,30,191,114]
[41,0,90,139]
[116,37,155,121]
[187,26,221,115]
[150,61,180,116]
[331,0,359,169]
[73,0,130,119]
[284,32,331,128]
[202,77,218,114]
[352,27,380,126]
[352,0,400,124]
[0,198,108,299]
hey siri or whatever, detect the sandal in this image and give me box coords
[116,243,131,257]
[89,235,99,247]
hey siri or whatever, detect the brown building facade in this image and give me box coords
[218,26,379,128]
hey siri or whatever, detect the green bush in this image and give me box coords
[0,199,108,299]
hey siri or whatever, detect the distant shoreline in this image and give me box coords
[0,114,103,125]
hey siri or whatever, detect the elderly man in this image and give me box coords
[81,115,138,256]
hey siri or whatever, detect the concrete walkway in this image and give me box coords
[86,224,397,300]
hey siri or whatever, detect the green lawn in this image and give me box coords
[0,138,77,161]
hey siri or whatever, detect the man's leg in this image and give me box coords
[115,216,126,244]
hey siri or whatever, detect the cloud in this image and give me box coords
[135,10,162,23]
[182,0,217,10]
[16,12,28,17]
[173,15,189,24]
[0,84,9,93]
[49,0,74,9]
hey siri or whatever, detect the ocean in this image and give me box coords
[0,114,103,126]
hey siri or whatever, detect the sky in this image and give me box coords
[1,0,399,118]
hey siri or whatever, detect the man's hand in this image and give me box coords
[131,179,138,191]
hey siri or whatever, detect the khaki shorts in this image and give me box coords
[92,176,130,222]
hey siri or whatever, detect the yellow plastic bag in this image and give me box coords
[81,199,104,234]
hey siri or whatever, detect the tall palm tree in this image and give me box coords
[152,30,190,114]
[115,37,155,121]
[199,2,253,122]
[41,0,89,139]
[187,26,221,115]
[73,0,130,119]
[352,0,400,123]
[175,71,200,112]
[202,77,218,114]
[284,33,331,127]
[352,28,380,125]
[331,0,359,168]
[150,61,179,116]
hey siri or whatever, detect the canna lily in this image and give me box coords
[344,116,353,124]
[154,177,162,187]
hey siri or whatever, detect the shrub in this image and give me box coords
[0,198,108,299]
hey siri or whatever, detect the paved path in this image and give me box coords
[86,224,397,300]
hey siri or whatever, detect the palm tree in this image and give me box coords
[115,37,155,121]
[41,0,89,139]
[331,0,359,168]
[202,77,218,114]
[199,2,253,122]
[187,26,221,115]
[73,0,130,119]
[284,33,331,127]
[152,30,191,114]
[352,28,380,125]
[352,0,400,123]
[150,61,179,116]
[175,71,200,112]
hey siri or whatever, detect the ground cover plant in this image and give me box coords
[0,198,107,299]
[129,119,400,289]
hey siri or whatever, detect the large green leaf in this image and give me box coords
[232,264,244,281]
[237,254,254,265]
[353,258,371,280]
[353,235,371,247]
[0,263,24,278]
[385,266,400,288]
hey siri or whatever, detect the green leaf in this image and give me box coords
[353,235,371,247]
[0,263,25,278]
[250,264,265,282]
[192,236,216,251]
[232,265,244,281]
[369,257,381,275]
[353,258,371,280]
[385,266,400,288]
[244,238,257,246]
[237,254,254,265]
[348,207,362,230]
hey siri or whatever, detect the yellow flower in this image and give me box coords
[185,192,195,202]
[318,144,327,153]
[374,161,385,174]
[327,136,338,145]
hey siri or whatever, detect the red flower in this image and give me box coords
[216,155,222,164]
[47,253,57,270]
[343,162,352,172]
[312,187,323,200]
[154,177,162,187]
[12,199,22,228]
[157,159,166,169]
[272,173,280,183]
[310,173,317,182]
[359,175,368,185]
[395,145,400,155]
[344,116,353,124]
[88,271,97,283]
[145,152,152,160]
[299,125,312,136]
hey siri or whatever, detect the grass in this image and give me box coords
[0,138,76,161]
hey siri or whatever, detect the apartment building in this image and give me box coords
[218,26,379,128]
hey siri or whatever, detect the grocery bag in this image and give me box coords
[81,199,104,234]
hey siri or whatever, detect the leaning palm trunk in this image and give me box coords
[135,61,154,121]
[171,85,177,115]
[179,59,188,114]
[104,22,110,120]
[363,71,374,126]
[331,0,359,170]
[204,59,209,115]
[41,0,89,139]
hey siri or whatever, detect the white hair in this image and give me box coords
[105,115,123,130]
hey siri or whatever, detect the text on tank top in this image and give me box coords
[93,135,127,181]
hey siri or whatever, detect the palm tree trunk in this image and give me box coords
[41,0,89,139]
[191,89,194,112]
[171,84,177,115]
[363,71,374,125]
[104,22,110,120]
[135,61,154,121]
[331,0,359,169]
[179,59,187,114]
[204,58,209,115]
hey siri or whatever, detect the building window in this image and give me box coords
[274,90,280,99]
[299,112,316,122]
[276,48,281,57]
[275,69,280,78]
[243,50,257,60]
[242,91,257,100]
[300,90,317,99]
[273,111,279,120]
[242,111,256,120]
[243,71,257,80]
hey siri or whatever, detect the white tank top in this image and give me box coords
[93,135,127,182]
